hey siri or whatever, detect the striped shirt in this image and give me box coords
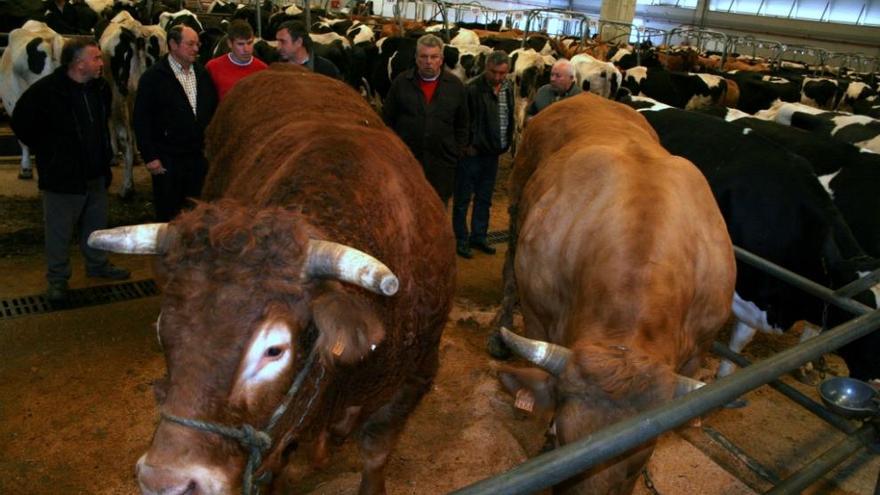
[168,55,198,116]
[497,79,510,150]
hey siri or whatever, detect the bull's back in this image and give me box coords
[513,95,734,365]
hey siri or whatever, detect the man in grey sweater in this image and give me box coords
[526,58,582,118]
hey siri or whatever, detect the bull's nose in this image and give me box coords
[136,455,199,495]
[136,453,232,495]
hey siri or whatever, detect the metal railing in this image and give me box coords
[450,245,880,495]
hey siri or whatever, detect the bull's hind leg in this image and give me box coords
[357,349,439,495]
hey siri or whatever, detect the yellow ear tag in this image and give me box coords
[331,337,346,357]
[515,389,535,413]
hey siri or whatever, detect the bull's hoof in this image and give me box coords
[18,169,33,180]
[487,330,512,360]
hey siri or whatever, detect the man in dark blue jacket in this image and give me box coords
[382,34,468,206]
[12,38,130,302]
[134,25,218,222]
[452,50,514,258]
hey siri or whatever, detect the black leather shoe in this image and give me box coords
[46,280,68,303]
[456,243,474,259]
[470,240,496,255]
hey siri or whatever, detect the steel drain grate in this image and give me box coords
[0,279,159,320]
[486,230,510,245]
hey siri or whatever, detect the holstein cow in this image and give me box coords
[493,93,735,494]
[89,65,456,494]
[0,21,65,180]
[703,108,880,382]
[570,53,621,99]
[723,70,801,114]
[622,66,727,110]
[756,101,880,154]
[99,11,166,198]
[800,76,844,110]
[627,97,880,383]
[704,106,880,259]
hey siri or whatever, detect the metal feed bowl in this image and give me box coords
[819,377,880,419]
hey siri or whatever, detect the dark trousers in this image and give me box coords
[151,154,208,222]
[42,178,109,283]
[423,164,455,207]
[452,154,499,244]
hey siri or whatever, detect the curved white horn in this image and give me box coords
[87,223,172,254]
[499,327,571,376]
[303,239,399,296]
[674,375,706,398]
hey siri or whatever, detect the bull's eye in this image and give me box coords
[265,346,284,358]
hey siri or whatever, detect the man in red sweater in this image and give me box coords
[206,20,268,100]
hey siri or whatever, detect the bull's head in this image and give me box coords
[497,328,704,494]
[89,203,398,494]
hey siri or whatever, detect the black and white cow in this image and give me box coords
[625,96,880,383]
[623,66,726,110]
[837,81,877,114]
[756,101,880,154]
[571,53,621,99]
[800,76,844,110]
[724,70,801,114]
[99,11,166,198]
[704,106,880,260]
[0,21,65,180]
[158,9,203,33]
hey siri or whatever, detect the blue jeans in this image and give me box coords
[452,154,499,244]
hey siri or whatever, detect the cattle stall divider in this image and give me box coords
[667,27,729,62]
[449,244,880,495]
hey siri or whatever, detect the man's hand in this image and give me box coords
[464,145,478,157]
[145,159,166,175]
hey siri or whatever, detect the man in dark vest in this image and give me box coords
[453,50,514,258]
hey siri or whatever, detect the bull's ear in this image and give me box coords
[311,288,385,365]
[497,366,557,415]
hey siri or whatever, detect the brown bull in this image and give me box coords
[90,64,455,495]
[492,93,735,494]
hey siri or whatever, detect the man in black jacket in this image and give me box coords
[133,25,218,222]
[382,34,468,206]
[276,21,342,79]
[452,50,513,258]
[12,38,130,302]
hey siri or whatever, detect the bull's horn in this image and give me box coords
[674,375,706,398]
[303,239,399,296]
[499,327,571,376]
[87,223,173,254]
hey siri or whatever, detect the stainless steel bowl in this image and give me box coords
[818,377,880,419]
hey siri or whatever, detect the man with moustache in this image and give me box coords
[12,38,130,302]
[134,25,218,222]
[382,34,468,206]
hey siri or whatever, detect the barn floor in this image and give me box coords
[0,156,878,494]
